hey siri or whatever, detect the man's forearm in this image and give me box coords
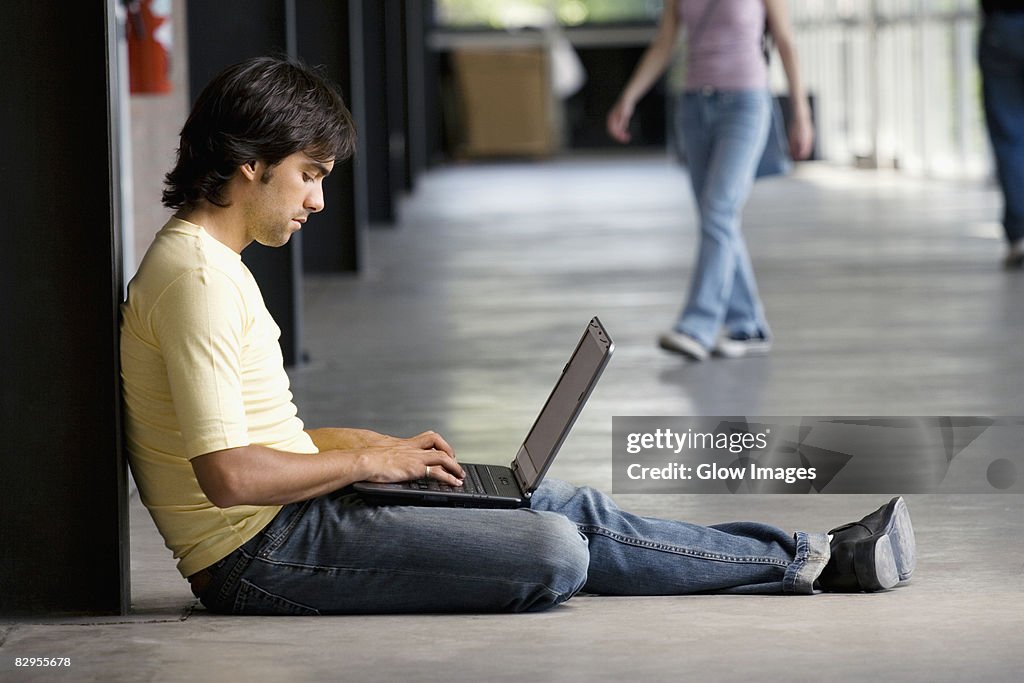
[305,427,389,452]
[192,444,371,508]
[192,430,464,508]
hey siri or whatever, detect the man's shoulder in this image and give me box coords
[134,220,245,291]
[126,218,251,324]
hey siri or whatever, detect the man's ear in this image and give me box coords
[239,160,259,181]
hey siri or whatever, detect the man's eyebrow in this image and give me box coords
[306,160,332,178]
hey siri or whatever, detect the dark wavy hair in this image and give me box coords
[162,56,356,210]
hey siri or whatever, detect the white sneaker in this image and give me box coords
[714,331,772,358]
[658,330,709,361]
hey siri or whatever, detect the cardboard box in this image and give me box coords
[452,46,556,158]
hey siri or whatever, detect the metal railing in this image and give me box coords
[789,0,988,177]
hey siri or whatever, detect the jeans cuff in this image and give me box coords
[783,531,830,595]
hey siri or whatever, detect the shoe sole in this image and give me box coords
[853,535,900,591]
[850,496,916,591]
[885,496,916,581]
[713,341,772,358]
[657,333,709,361]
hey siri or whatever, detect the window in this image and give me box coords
[790,0,987,177]
[436,0,663,29]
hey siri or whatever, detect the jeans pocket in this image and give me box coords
[233,578,321,616]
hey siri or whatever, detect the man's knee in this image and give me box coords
[518,512,589,611]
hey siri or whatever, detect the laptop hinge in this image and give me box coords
[511,459,532,498]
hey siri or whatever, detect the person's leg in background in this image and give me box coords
[660,90,771,359]
[979,12,1024,269]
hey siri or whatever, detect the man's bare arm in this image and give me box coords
[305,427,415,452]
[191,431,464,508]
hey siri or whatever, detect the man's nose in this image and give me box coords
[306,182,325,213]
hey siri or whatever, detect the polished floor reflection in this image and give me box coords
[292,156,1024,492]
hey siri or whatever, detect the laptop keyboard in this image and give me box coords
[413,462,488,494]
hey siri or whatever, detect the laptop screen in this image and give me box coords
[514,318,613,491]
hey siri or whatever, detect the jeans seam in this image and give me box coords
[248,555,573,598]
[258,500,312,556]
[577,525,790,567]
[212,547,255,606]
[235,578,323,616]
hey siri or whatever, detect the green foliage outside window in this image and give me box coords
[436,0,664,28]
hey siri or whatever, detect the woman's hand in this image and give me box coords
[788,110,815,160]
[607,98,636,144]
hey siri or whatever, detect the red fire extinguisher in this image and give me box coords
[125,0,173,94]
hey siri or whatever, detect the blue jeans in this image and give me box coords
[674,89,772,349]
[980,12,1024,245]
[196,479,829,615]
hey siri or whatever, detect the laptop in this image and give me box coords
[353,317,614,508]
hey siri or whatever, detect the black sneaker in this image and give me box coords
[817,496,916,592]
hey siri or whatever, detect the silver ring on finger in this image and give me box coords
[425,465,431,479]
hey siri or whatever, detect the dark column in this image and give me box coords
[385,1,412,195]
[296,0,369,269]
[420,1,443,168]
[355,0,417,223]
[361,1,396,225]
[0,2,129,614]
[404,0,430,179]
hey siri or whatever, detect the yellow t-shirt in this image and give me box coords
[120,217,318,578]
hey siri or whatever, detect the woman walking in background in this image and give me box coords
[607,0,814,361]
[978,0,1024,269]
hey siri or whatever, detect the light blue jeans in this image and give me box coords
[979,12,1024,245]
[674,89,772,349]
[197,479,829,614]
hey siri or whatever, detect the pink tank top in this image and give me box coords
[677,0,769,90]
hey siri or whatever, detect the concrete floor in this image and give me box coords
[3,156,1023,682]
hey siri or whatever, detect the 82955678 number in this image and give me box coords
[14,658,71,667]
